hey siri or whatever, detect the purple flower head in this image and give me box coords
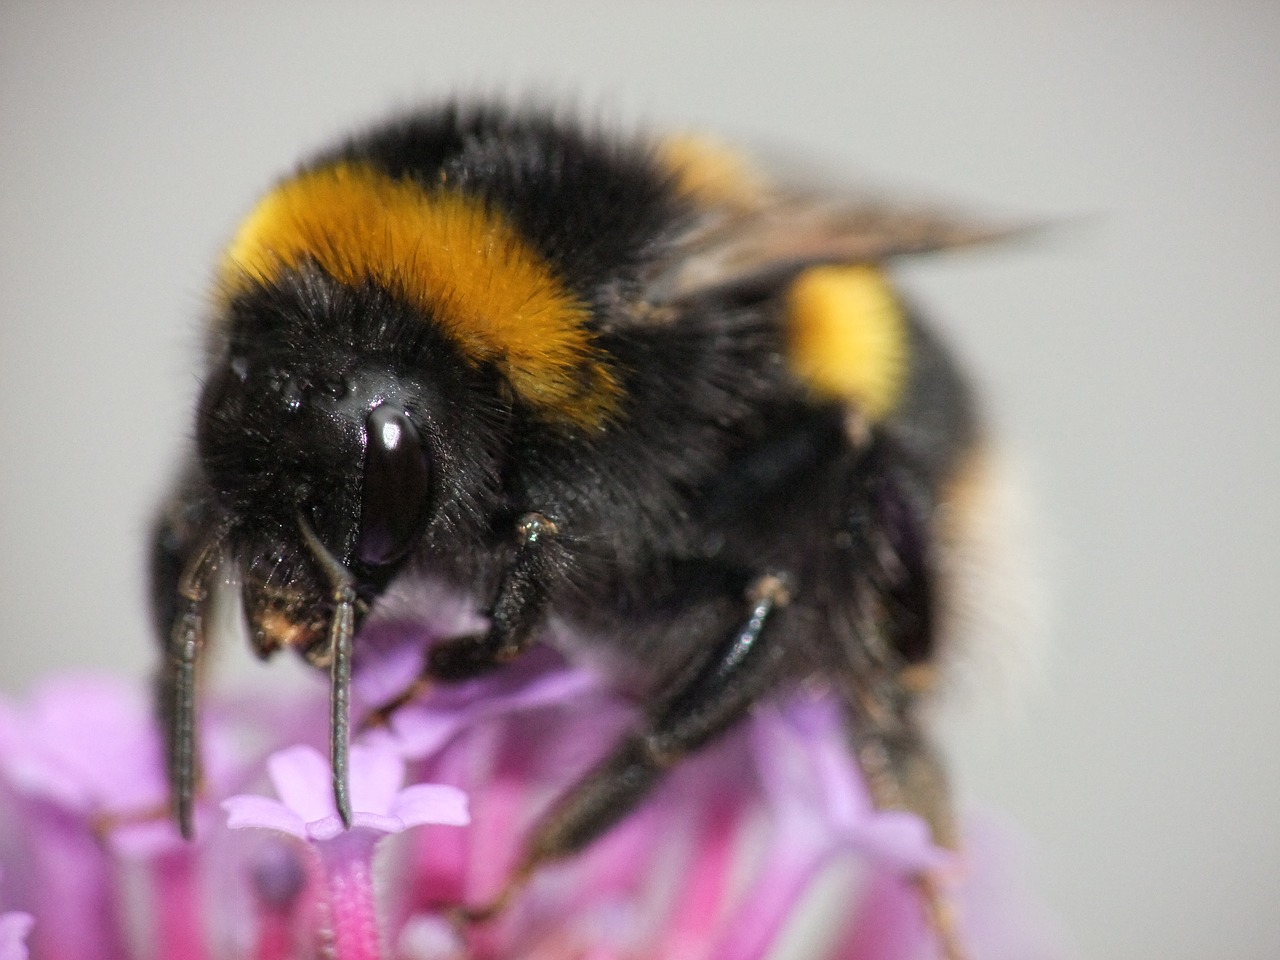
[361,644,602,763]
[224,742,469,960]
[0,870,33,960]
[223,742,468,842]
[0,626,1068,960]
[0,912,32,960]
[0,674,235,855]
[753,692,948,875]
[831,815,1072,960]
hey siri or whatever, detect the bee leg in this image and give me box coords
[843,667,956,847]
[297,516,360,829]
[430,512,560,679]
[150,515,227,840]
[463,572,792,921]
[363,512,560,730]
[840,663,967,959]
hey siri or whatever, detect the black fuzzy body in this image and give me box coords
[151,101,983,863]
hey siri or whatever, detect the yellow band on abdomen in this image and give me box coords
[785,265,908,419]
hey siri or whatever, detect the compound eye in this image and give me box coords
[355,404,431,567]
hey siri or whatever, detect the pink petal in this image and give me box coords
[386,651,599,760]
[848,812,949,875]
[267,746,336,822]
[753,697,948,874]
[347,744,405,815]
[388,711,467,760]
[351,640,426,709]
[395,914,467,960]
[304,814,348,842]
[31,676,166,810]
[391,784,469,828]
[223,794,308,840]
[831,869,925,960]
[0,748,93,811]
[344,812,401,836]
[106,818,188,859]
[0,912,33,960]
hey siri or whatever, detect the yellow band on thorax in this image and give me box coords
[785,265,908,419]
[219,162,618,430]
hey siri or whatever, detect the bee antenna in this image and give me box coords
[296,514,359,829]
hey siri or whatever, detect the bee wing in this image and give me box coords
[643,192,1023,306]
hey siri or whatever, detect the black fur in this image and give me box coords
[151,99,981,882]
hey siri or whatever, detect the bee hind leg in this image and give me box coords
[840,664,969,960]
[461,572,793,921]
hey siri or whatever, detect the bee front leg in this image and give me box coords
[296,515,361,829]
[463,572,792,921]
[149,497,228,839]
[430,512,560,679]
[362,512,561,728]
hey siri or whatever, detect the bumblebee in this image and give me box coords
[150,100,1007,936]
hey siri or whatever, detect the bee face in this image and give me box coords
[206,264,515,539]
[189,259,522,675]
[150,102,1010,954]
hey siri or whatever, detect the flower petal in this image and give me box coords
[304,814,348,842]
[345,812,402,836]
[0,911,33,960]
[392,784,469,828]
[223,794,308,840]
[267,746,336,822]
[347,743,405,815]
[395,913,467,960]
[386,648,600,760]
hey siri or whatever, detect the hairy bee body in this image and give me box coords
[151,101,998,904]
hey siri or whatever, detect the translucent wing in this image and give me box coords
[643,138,1024,305]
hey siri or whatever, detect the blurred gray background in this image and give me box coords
[2,2,1277,957]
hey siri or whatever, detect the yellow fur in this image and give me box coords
[220,162,618,429]
[785,265,907,419]
[658,134,767,209]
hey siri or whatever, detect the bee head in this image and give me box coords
[197,266,511,583]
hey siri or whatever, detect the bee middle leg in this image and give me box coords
[464,572,792,919]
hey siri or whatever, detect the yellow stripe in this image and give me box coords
[658,134,767,209]
[219,162,618,429]
[785,265,908,419]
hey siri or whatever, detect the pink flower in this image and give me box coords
[830,816,1072,960]
[677,693,949,960]
[361,645,600,763]
[0,674,222,855]
[752,693,947,873]
[0,626,1068,960]
[0,912,33,960]
[224,743,468,841]
[0,675,236,960]
[224,743,468,960]
[0,870,33,960]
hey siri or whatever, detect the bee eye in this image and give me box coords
[355,404,431,566]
